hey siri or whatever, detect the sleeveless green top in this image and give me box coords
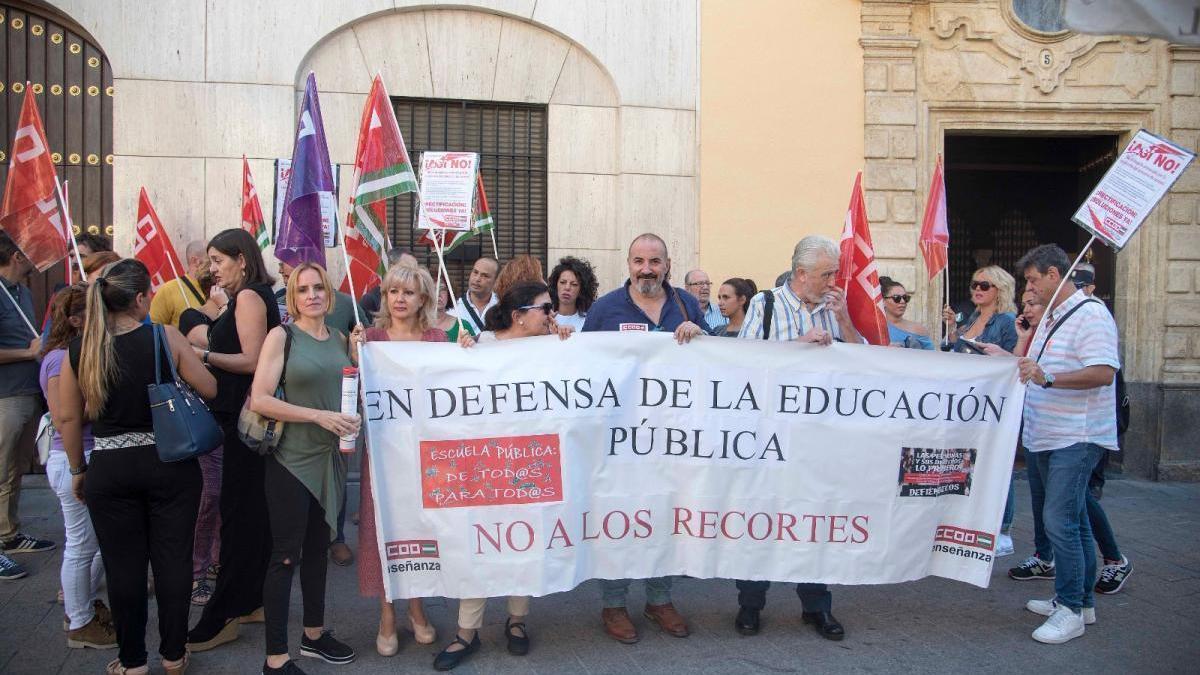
[277,325,352,536]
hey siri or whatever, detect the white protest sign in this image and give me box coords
[273,158,341,248]
[415,152,478,231]
[1072,130,1195,250]
[360,333,1024,600]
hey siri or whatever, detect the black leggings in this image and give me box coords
[86,444,201,668]
[263,455,330,655]
[193,417,271,636]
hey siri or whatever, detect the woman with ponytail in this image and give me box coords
[188,229,282,652]
[58,259,216,675]
[39,283,115,650]
[435,281,571,671]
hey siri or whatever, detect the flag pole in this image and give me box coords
[1029,235,1097,364]
[54,176,87,281]
[488,228,499,260]
[338,199,363,328]
[429,228,465,335]
[0,279,38,337]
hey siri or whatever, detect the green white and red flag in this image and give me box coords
[241,156,269,250]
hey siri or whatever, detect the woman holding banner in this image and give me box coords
[188,229,281,652]
[437,281,573,670]
[251,262,360,673]
[350,264,444,656]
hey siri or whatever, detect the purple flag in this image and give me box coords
[275,72,334,267]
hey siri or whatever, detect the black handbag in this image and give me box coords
[148,324,223,462]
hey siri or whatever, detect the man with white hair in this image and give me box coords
[731,234,858,641]
[149,239,209,327]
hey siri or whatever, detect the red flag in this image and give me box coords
[0,87,69,271]
[133,188,186,293]
[339,201,387,294]
[837,172,889,346]
[241,156,269,250]
[919,155,949,280]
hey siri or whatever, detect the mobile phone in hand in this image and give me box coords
[958,337,986,354]
[1018,316,1031,330]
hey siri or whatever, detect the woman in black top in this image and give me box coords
[59,259,216,675]
[187,229,282,651]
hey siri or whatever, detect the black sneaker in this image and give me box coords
[299,630,356,665]
[1095,556,1132,594]
[1008,555,1055,580]
[263,658,307,674]
[2,533,56,554]
[0,553,27,581]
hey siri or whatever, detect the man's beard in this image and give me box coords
[636,276,660,295]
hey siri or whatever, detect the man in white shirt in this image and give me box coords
[450,257,499,334]
[1015,244,1120,645]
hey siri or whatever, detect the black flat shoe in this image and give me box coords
[801,611,845,641]
[433,633,480,671]
[505,618,530,656]
[734,606,760,636]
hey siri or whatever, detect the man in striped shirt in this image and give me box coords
[731,235,858,641]
[1015,244,1120,645]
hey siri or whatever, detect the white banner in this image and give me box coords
[360,333,1025,600]
[1071,129,1195,250]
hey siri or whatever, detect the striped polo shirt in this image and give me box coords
[1022,289,1121,453]
[738,283,842,342]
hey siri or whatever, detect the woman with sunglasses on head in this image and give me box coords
[941,265,1017,355]
[879,277,933,350]
[350,264,443,657]
[188,229,282,652]
[58,259,217,675]
[438,282,572,671]
[716,277,757,338]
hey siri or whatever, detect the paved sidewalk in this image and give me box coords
[2,476,1198,674]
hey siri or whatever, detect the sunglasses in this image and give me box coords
[518,302,554,315]
[887,294,912,303]
[970,281,994,291]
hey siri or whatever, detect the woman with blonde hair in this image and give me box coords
[58,259,216,674]
[251,262,361,673]
[941,264,1017,355]
[351,264,442,655]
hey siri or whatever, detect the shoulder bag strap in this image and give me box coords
[153,323,181,384]
[1035,298,1101,362]
[671,287,690,324]
[761,291,775,340]
[178,275,205,305]
[279,324,294,390]
[460,295,485,331]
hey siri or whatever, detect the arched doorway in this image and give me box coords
[0,1,113,323]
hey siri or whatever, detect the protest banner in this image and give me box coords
[360,333,1024,600]
[272,158,341,248]
[415,152,478,232]
[1071,129,1195,251]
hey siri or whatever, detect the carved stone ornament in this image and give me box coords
[994,32,1120,93]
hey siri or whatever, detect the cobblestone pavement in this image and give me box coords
[2,476,1197,674]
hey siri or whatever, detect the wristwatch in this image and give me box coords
[1041,372,1056,389]
[69,463,87,475]
[202,350,210,366]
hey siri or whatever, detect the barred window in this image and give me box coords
[387,98,548,296]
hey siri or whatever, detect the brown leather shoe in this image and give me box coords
[644,603,689,637]
[601,607,639,644]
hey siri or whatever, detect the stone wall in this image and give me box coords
[45,0,701,292]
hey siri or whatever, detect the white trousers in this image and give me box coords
[457,596,530,630]
[46,451,104,630]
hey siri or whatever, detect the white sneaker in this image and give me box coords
[1031,605,1086,644]
[1026,597,1095,625]
[996,534,1014,557]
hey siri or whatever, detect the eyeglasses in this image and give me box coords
[518,302,554,315]
[887,294,911,303]
[686,281,712,288]
[970,281,994,291]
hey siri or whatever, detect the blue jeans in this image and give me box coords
[1087,490,1122,562]
[1032,443,1104,611]
[1002,476,1015,534]
[1024,447,1052,560]
[601,577,673,608]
